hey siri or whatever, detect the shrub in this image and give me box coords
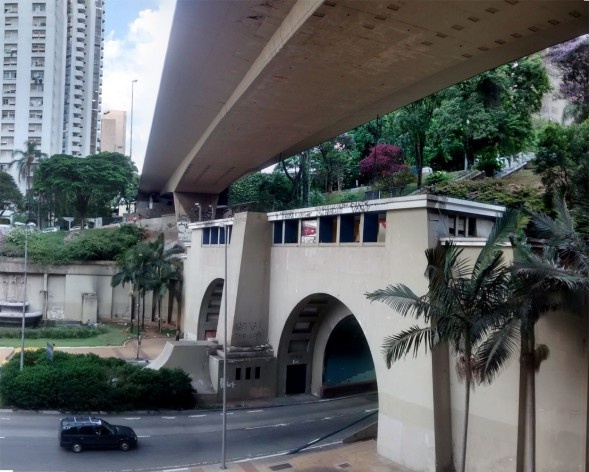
[0,224,145,264]
[0,325,108,339]
[425,171,451,186]
[0,349,196,411]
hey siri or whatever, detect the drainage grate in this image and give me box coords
[269,464,293,471]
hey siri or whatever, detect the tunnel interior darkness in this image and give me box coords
[322,315,376,397]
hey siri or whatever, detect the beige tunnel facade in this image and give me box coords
[179,195,588,471]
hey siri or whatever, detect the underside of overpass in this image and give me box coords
[141,0,588,206]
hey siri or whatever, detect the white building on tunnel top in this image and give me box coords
[178,194,587,471]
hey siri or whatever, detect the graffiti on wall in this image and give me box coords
[233,320,264,343]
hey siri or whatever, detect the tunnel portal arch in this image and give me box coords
[277,293,377,398]
[197,278,224,340]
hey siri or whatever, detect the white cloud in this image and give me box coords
[101,0,176,173]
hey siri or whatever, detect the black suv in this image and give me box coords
[59,416,138,453]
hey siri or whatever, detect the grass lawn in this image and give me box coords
[0,323,132,348]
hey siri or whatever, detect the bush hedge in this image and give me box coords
[0,224,145,265]
[0,325,108,339]
[0,349,196,411]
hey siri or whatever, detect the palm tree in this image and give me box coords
[11,141,47,223]
[366,209,523,472]
[11,141,47,195]
[146,234,184,328]
[476,197,589,472]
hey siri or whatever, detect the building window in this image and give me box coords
[32,43,45,53]
[32,17,47,27]
[4,44,17,56]
[235,368,241,381]
[254,366,261,380]
[5,17,18,27]
[363,212,386,243]
[300,219,317,244]
[2,111,16,119]
[319,216,337,243]
[31,71,44,83]
[32,30,46,39]
[28,124,42,134]
[29,111,43,119]
[4,4,18,14]
[0,137,15,147]
[32,3,46,13]
[31,57,44,67]
[2,98,16,106]
[3,57,17,66]
[448,215,477,237]
[30,84,44,94]
[340,214,361,243]
[4,30,17,41]
[3,84,17,94]
[1,124,15,133]
[245,367,251,380]
[3,71,17,80]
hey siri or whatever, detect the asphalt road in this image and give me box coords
[0,394,378,472]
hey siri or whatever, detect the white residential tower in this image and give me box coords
[1,0,104,193]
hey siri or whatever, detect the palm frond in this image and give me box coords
[473,317,520,384]
[366,284,432,320]
[381,325,438,367]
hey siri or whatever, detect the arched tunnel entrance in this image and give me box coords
[277,294,377,399]
[321,315,377,398]
[197,278,224,340]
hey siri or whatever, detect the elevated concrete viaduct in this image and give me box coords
[141,1,589,470]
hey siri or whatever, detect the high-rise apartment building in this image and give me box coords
[100,110,126,153]
[1,0,104,193]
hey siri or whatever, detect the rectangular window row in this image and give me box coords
[273,212,386,245]
[202,226,232,246]
[234,366,261,381]
[448,215,477,237]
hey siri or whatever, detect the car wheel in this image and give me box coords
[72,443,82,453]
[120,441,130,452]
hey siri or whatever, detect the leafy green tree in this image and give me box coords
[34,152,138,228]
[545,35,589,123]
[534,121,589,218]
[313,134,359,192]
[429,57,550,170]
[392,95,440,185]
[228,171,293,211]
[366,210,523,472]
[0,171,22,217]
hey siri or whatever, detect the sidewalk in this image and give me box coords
[0,335,407,472]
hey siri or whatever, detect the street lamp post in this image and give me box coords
[221,223,228,469]
[20,223,32,371]
[130,79,138,159]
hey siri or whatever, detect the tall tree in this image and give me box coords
[34,152,138,227]
[393,95,439,186]
[545,35,589,123]
[477,198,589,471]
[366,210,523,472]
[0,171,22,217]
[429,57,550,170]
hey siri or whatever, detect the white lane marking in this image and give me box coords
[245,423,288,430]
[219,412,234,415]
[365,408,378,413]
[189,414,207,418]
[161,416,176,420]
[247,410,263,413]
[137,435,151,438]
[123,417,141,421]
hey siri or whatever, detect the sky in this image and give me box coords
[102,0,177,173]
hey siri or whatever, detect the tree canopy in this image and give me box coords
[34,152,138,227]
[0,171,22,217]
